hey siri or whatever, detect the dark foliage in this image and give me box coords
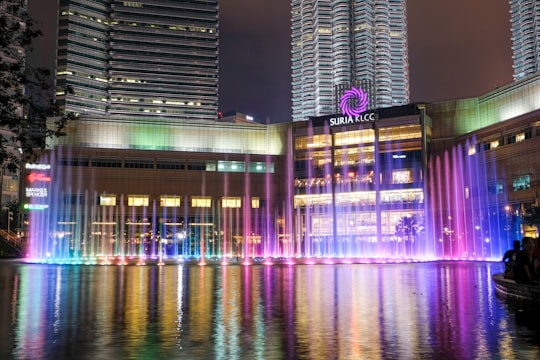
[522,205,540,234]
[1,3,75,172]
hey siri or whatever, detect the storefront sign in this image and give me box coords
[329,112,376,127]
[26,187,48,197]
[25,163,51,170]
[27,172,51,182]
[25,163,51,211]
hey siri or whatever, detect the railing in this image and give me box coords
[0,228,25,254]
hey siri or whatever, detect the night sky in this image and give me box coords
[27,0,513,123]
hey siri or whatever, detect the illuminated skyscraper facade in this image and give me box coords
[510,0,540,80]
[55,0,218,121]
[291,0,409,121]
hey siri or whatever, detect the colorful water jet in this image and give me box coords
[23,117,513,265]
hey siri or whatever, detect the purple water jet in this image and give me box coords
[23,116,511,265]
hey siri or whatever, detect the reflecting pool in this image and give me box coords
[1,260,539,359]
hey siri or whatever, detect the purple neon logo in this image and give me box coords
[339,86,369,117]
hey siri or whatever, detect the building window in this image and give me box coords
[506,129,529,144]
[248,162,274,173]
[192,196,211,208]
[123,1,143,7]
[392,169,412,184]
[60,157,88,166]
[206,162,216,171]
[222,197,241,208]
[2,177,19,192]
[92,158,122,167]
[334,129,375,146]
[488,181,504,195]
[160,196,181,207]
[513,175,530,191]
[128,195,149,206]
[124,159,154,169]
[187,162,207,170]
[217,161,245,173]
[156,161,185,170]
[63,194,82,205]
[251,197,260,209]
[100,194,116,206]
[378,125,421,142]
[295,134,332,150]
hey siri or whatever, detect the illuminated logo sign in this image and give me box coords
[25,163,51,170]
[28,173,51,183]
[327,86,376,127]
[24,203,49,210]
[329,113,376,127]
[339,86,369,117]
[26,187,48,197]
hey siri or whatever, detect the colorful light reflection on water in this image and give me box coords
[1,260,539,359]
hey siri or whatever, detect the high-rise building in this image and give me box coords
[510,0,540,80]
[291,0,409,121]
[55,0,218,121]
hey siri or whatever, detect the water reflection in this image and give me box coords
[0,261,539,359]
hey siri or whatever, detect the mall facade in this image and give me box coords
[292,104,429,259]
[22,74,540,262]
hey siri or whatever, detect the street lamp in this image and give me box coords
[504,205,511,240]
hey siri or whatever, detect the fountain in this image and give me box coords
[428,137,511,260]
[23,123,511,265]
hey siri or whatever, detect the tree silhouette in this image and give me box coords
[395,215,419,241]
[1,3,75,172]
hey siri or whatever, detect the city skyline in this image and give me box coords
[28,0,513,123]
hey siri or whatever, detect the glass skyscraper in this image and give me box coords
[291,0,409,121]
[55,0,218,121]
[510,0,540,80]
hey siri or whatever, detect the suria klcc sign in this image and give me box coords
[329,86,376,127]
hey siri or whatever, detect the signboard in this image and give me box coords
[23,163,51,211]
[339,86,369,117]
[321,85,377,128]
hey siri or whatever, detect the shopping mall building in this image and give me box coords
[22,74,540,262]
